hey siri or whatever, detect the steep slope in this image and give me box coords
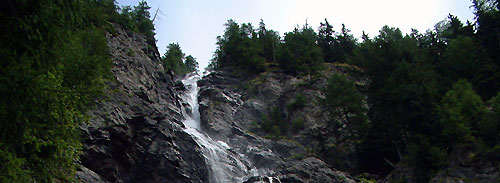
[198,65,363,182]
[198,66,500,183]
[76,24,208,183]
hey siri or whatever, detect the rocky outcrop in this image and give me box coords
[244,158,356,183]
[278,157,356,183]
[430,164,499,183]
[197,65,500,183]
[77,24,208,183]
[197,66,365,182]
[73,21,499,183]
[429,149,499,183]
[380,148,500,183]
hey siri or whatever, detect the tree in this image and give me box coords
[480,91,500,147]
[161,43,199,75]
[258,19,280,62]
[0,0,112,181]
[278,24,323,76]
[115,1,155,41]
[185,55,199,72]
[323,73,368,141]
[317,19,337,63]
[436,80,485,146]
[472,0,500,99]
[442,36,481,88]
[212,20,266,74]
[162,43,186,74]
[134,1,155,40]
[337,24,357,62]
[352,26,441,176]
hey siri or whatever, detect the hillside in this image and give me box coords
[2,1,500,183]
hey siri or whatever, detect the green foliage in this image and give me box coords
[481,92,500,146]
[210,2,500,181]
[185,55,199,72]
[286,93,307,110]
[162,43,185,74]
[278,25,324,75]
[209,19,327,76]
[161,43,199,75]
[259,107,287,137]
[317,20,357,63]
[292,118,305,131]
[134,1,155,39]
[127,48,135,56]
[258,19,281,63]
[323,73,368,141]
[351,15,499,178]
[117,6,139,32]
[260,115,274,134]
[471,0,500,99]
[353,25,441,176]
[0,0,112,181]
[211,20,267,74]
[436,80,485,146]
[442,36,482,91]
[0,148,31,182]
[116,1,156,40]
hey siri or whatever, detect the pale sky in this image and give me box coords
[116,0,475,71]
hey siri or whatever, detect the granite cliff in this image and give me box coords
[75,23,499,183]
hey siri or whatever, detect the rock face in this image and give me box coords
[77,24,208,183]
[278,157,356,183]
[74,22,498,183]
[429,148,500,183]
[197,66,363,182]
[197,66,500,183]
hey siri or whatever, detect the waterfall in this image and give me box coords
[180,72,253,183]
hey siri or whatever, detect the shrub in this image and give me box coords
[287,93,307,110]
[127,48,135,56]
[292,118,305,131]
[259,107,287,137]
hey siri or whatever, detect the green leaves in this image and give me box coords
[212,20,267,74]
[116,1,156,40]
[323,73,368,141]
[161,43,199,75]
[0,0,112,182]
[278,25,323,75]
[437,80,484,145]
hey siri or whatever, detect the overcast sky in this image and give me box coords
[116,0,475,71]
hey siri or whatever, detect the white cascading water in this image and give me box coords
[180,72,254,183]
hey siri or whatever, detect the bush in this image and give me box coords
[292,118,305,131]
[436,79,484,146]
[127,48,135,56]
[287,93,307,110]
[0,148,31,182]
[259,107,287,137]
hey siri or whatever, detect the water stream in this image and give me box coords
[180,72,253,183]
